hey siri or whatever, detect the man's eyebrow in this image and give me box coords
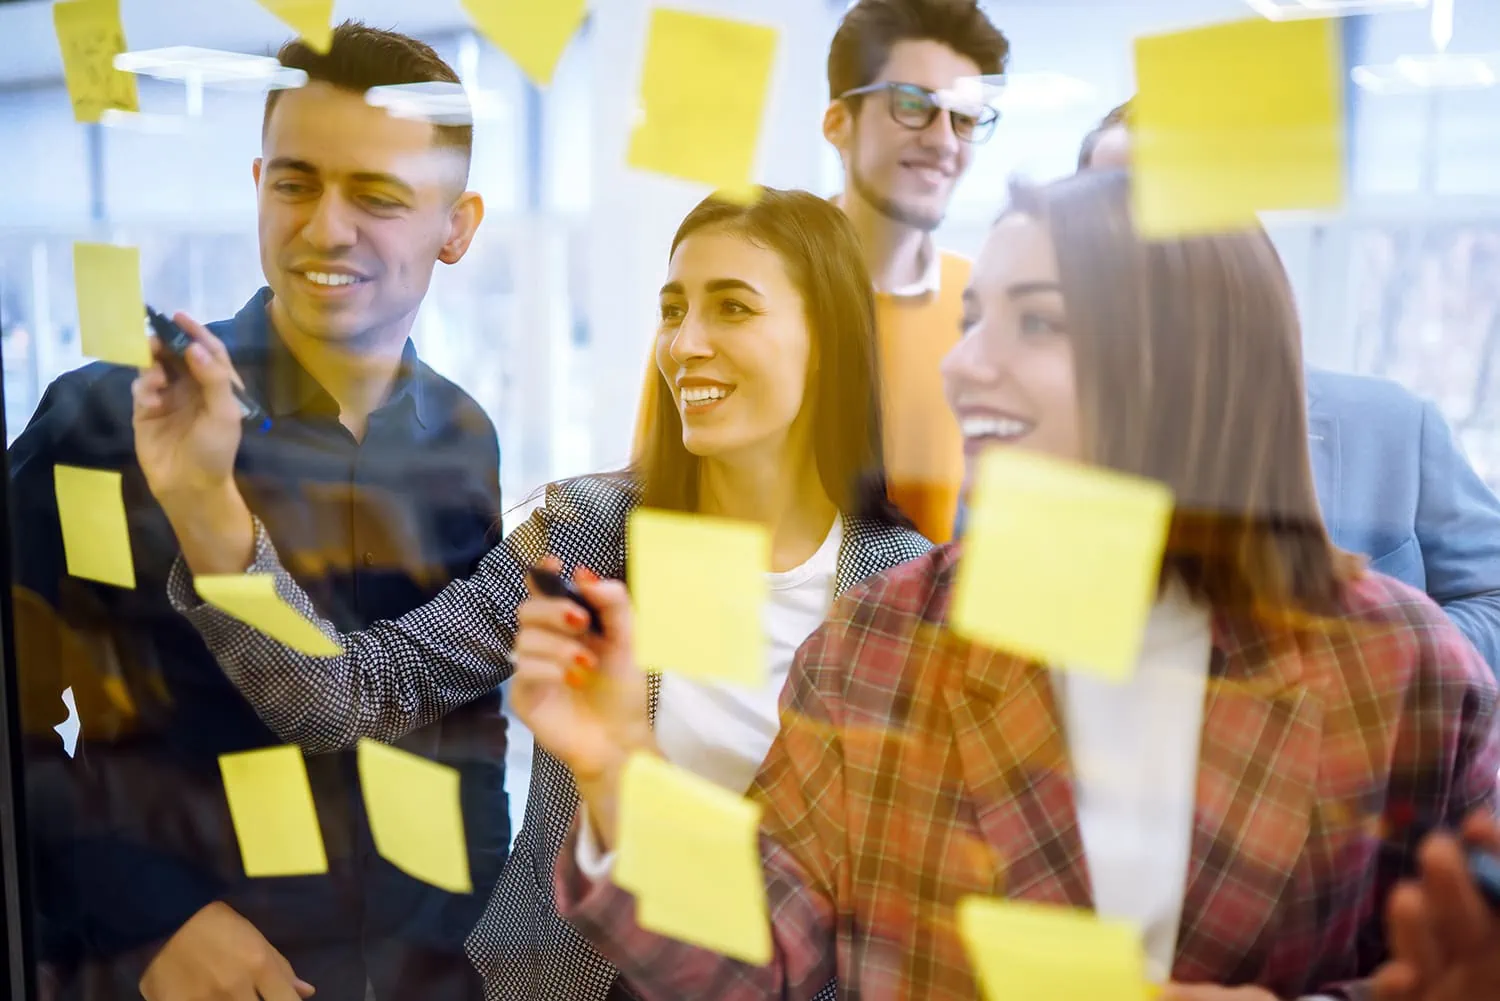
[263,159,418,197]
[1005,280,1063,299]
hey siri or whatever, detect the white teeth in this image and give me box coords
[961,415,1031,440]
[303,271,361,287]
[681,386,733,405]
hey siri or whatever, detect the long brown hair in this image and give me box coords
[631,188,909,527]
[1004,170,1359,616]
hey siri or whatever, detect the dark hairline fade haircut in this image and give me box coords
[632,187,911,530]
[262,21,473,185]
[827,0,1010,107]
[1077,99,1132,171]
[998,170,1359,617]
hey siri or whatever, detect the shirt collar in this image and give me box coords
[223,288,430,428]
[831,193,942,299]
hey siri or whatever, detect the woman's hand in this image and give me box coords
[511,559,654,848]
[131,315,256,573]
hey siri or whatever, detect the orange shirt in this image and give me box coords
[876,251,969,543]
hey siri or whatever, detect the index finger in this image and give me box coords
[171,312,232,366]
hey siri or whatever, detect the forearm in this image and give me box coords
[158,481,256,576]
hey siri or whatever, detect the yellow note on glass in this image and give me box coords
[462,0,586,88]
[628,508,769,687]
[195,575,343,657]
[53,0,139,124]
[53,465,135,589]
[627,8,779,192]
[1132,16,1344,238]
[615,752,770,965]
[958,897,1149,1001]
[255,0,335,54]
[357,739,472,893]
[219,745,329,877]
[952,449,1172,681]
[73,242,149,369]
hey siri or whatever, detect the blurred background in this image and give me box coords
[2,0,1499,839]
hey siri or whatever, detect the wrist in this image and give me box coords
[164,482,256,575]
[576,742,660,852]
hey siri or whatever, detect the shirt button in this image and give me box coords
[363,552,375,566]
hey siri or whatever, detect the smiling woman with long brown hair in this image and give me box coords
[514,170,1499,1000]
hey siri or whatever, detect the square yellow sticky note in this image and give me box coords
[615,752,770,965]
[219,745,329,877]
[357,739,472,894]
[462,0,586,88]
[256,0,335,54]
[628,508,769,687]
[1132,17,1344,238]
[72,243,150,369]
[952,449,1172,681]
[627,8,779,192]
[195,575,343,657]
[958,897,1149,1001]
[53,465,135,589]
[53,0,139,124]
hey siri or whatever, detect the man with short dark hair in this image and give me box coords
[1078,103,1500,669]
[824,0,1009,543]
[10,22,508,1001]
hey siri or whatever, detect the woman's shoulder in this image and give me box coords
[539,473,642,521]
[841,516,936,576]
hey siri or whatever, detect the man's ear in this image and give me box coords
[252,157,263,189]
[438,191,485,265]
[823,100,852,154]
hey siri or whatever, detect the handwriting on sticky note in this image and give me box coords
[958,897,1149,1001]
[53,465,136,589]
[219,745,329,877]
[1132,17,1343,238]
[615,752,771,964]
[627,8,779,192]
[461,0,586,88]
[627,508,769,687]
[357,739,471,894]
[72,243,150,369]
[53,0,138,124]
[194,575,342,657]
[255,0,335,54]
[952,449,1172,681]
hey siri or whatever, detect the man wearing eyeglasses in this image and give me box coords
[824,0,1009,543]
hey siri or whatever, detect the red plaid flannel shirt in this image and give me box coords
[557,545,1500,1000]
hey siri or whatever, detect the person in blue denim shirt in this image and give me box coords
[10,23,508,1001]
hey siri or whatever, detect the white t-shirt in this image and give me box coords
[653,515,844,794]
[1051,578,1212,982]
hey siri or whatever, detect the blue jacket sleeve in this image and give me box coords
[1414,398,1500,671]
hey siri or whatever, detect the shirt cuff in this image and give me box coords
[574,805,617,880]
[165,517,278,613]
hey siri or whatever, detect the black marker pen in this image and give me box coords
[146,306,271,433]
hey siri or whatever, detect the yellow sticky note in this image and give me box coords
[219,745,329,877]
[356,739,472,894]
[53,0,139,124]
[462,0,586,88]
[194,575,343,657]
[627,508,769,687]
[616,752,770,964]
[255,0,335,54]
[53,465,135,589]
[627,8,779,192]
[952,449,1172,681]
[1132,17,1344,238]
[72,242,149,369]
[958,897,1149,1001]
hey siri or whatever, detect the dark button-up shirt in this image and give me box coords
[8,289,508,998]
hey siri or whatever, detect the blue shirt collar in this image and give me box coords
[222,288,430,428]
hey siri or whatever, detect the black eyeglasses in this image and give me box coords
[839,82,1000,144]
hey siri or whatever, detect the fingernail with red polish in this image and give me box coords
[574,652,595,670]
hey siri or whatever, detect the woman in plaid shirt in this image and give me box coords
[513,170,1500,1001]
